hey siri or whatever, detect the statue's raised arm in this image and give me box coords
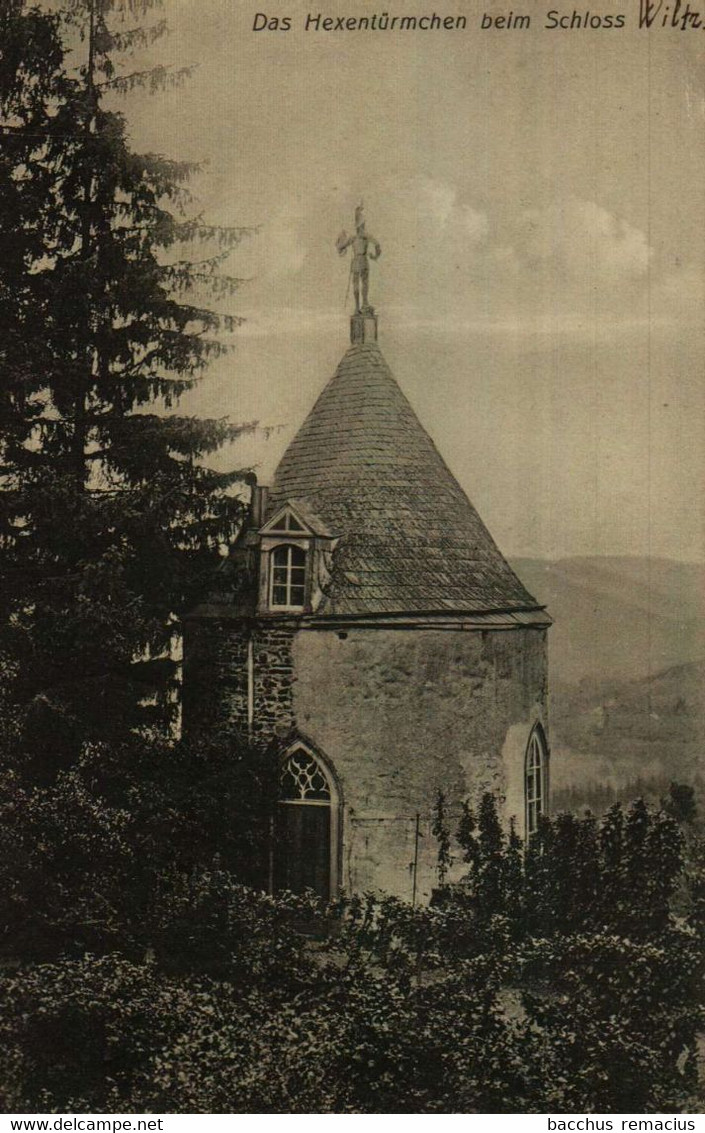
[336,230,354,255]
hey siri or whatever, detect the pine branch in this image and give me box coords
[106,19,168,52]
[175,217,259,249]
[61,0,165,26]
[161,262,249,298]
[97,64,197,96]
[111,0,166,17]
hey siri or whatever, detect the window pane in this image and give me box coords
[528,801,538,834]
[270,544,306,609]
[526,730,547,837]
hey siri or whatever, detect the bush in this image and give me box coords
[0,947,536,1113]
[1,871,701,1113]
[0,730,277,961]
[0,954,224,1111]
[1,772,700,1113]
[149,866,326,983]
[519,928,701,1111]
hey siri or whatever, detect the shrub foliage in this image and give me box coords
[0,787,702,1113]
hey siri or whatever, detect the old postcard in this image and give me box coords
[1,0,703,1118]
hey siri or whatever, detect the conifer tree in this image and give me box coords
[475,791,505,917]
[0,0,253,767]
[431,789,452,887]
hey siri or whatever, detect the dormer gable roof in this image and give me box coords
[259,499,333,539]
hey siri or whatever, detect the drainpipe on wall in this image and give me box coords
[411,813,421,907]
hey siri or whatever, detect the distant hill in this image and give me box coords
[550,658,705,796]
[511,555,705,685]
[509,556,705,808]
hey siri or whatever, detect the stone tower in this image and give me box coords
[184,306,551,904]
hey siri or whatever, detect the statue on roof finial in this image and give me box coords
[336,203,381,315]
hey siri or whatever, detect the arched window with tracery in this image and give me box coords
[274,744,340,901]
[269,543,307,609]
[525,726,549,838]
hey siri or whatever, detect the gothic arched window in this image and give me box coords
[525,726,549,837]
[274,744,340,901]
[270,543,306,609]
[280,748,331,801]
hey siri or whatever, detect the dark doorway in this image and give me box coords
[274,803,331,900]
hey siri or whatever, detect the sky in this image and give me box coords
[111,0,704,562]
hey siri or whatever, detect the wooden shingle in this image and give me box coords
[267,342,544,617]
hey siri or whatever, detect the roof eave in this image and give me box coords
[185,604,552,628]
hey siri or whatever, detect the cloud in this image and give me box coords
[239,186,688,342]
[514,197,653,285]
[415,177,489,244]
[369,175,489,316]
[384,189,653,329]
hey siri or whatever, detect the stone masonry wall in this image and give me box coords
[184,618,548,902]
[251,627,296,741]
[182,619,296,744]
[292,625,548,902]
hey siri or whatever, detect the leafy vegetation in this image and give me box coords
[0,787,701,1112]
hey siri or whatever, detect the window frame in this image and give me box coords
[266,540,309,611]
[274,741,342,899]
[525,725,549,839]
[261,504,311,536]
[267,510,306,533]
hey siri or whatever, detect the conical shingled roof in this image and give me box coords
[268,340,543,617]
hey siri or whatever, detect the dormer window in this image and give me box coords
[256,497,337,615]
[270,543,307,609]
